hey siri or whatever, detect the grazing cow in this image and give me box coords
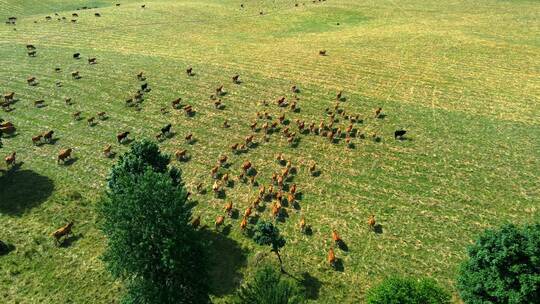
[73,53,80,59]
[368,215,376,230]
[244,207,252,218]
[45,16,52,20]
[32,134,43,145]
[272,202,281,218]
[230,143,239,153]
[328,248,336,266]
[319,50,326,56]
[336,91,343,100]
[72,13,78,17]
[375,107,382,118]
[0,121,13,128]
[117,131,129,143]
[52,221,74,245]
[332,230,342,244]
[186,67,193,76]
[161,124,172,136]
[232,74,240,84]
[241,160,252,172]
[103,145,112,158]
[0,125,16,135]
[42,130,54,143]
[218,155,228,166]
[88,58,97,64]
[71,19,77,23]
[136,71,145,80]
[290,184,297,195]
[212,180,221,194]
[299,217,306,232]
[214,100,222,109]
[87,117,95,126]
[224,201,233,217]
[5,152,16,167]
[27,50,37,57]
[97,112,106,120]
[184,133,193,143]
[4,92,15,102]
[291,85,299,93]
[245,135,254,146]
[183,105,194,115]
[240,216,247,231]
[141,4,146,8]
[191,216,201,228]
[394,130,407,139]
[175,149,187,161]
[171,98,182,108]
[27,77,37,85]
[141,83,148,91]
[215,215,224,229]
[34,100,45,107]
[94,13,101,17]
[57,148,73,164]
[309,163,317,176]
[71,71,80,79]
[210,165,219,179]
[72,111,81,120]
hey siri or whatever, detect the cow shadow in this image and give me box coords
[59,233,82,248]
[60,157,78,166]
[0,169,54,216]
[200,228,248,297]
[374,224,383,234]
[337,240,349,252]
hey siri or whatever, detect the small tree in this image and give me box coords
[98,141,209,303]
[234,264,305,304]
[253,221,286,273]
[366,276,450,304]
[457,223,540,304]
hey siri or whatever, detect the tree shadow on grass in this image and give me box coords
[0,169,54,216]
[199,228,248,297]
[299,272,322,300]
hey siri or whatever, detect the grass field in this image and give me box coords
[0,0,539,303]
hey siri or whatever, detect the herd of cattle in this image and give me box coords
[1,1,408,268]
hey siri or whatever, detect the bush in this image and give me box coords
[98,141,209,304]
[234,265,305,304]
[366,276,450,304]
[457,223,540,304]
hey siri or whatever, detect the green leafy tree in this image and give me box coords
[457,223,540,304]
[98,141,209,304]
[366,276,450,304]
[253,221,286,273]
[234,265,305,304]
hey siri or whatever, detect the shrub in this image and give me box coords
[366,276,450,304]
[98,141,208,304]
[457,223,540,304]
[234,265,305,304]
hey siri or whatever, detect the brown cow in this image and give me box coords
[171,98,182,108]
[5,152,16,167]
[223,120,230,128]
[240,216,247,231]
[175,149,187,161]
[368,215,376,230]
[319,50,327,56]
[57,148,73,164]
[136,71,145,81]
[103,145,112,158]
[332,230,342,244]
[191,216,201,229]
[242,160,252,172]
[244,207,252,218]
[4,92,15,102]
[224,201,233,217]
[32,134,43,145]
[299,217,306,232]
[27,77,37,85]
[71,71,80,79]
[375,107,382,118]
[232,74,240,84]
[52,221,74,245]
[328,248,336,266]
[215,216,224,229]
[42,130,54,143]
[88,58,97,64]
[117,131,129,143]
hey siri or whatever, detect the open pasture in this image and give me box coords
[1,0,539,303]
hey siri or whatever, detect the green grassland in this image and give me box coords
[0,0,539,303]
